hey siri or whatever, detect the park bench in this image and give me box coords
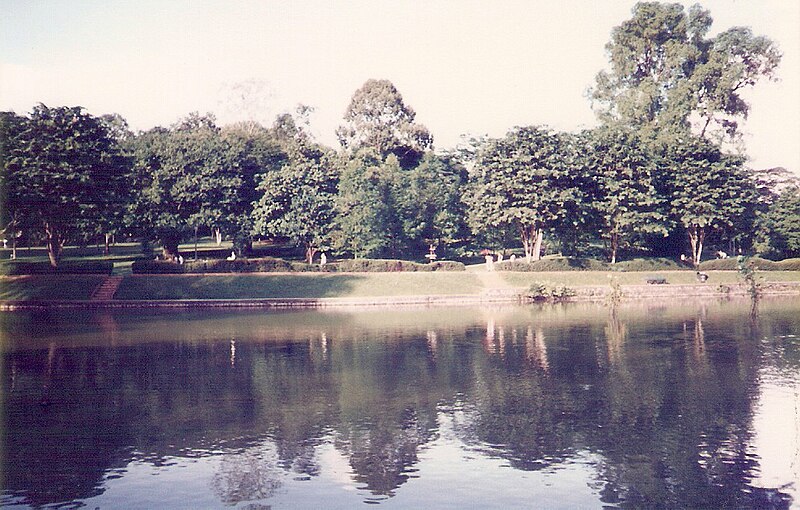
[645,276,668,285]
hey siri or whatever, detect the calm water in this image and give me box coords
[1,299,799,509]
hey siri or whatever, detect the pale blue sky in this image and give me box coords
[1,0,798,174]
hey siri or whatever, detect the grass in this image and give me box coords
[497,270,800,288]
[114,272,484,300]
[3,269,799,302]
[0,275,106,300]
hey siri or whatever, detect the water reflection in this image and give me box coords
[1,300,798,508]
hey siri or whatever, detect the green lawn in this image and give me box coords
[0,275,105,300]
[497,270,800,288]
[114,272,484,300]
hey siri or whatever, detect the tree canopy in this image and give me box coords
[591,2,780,143]
[336,79,432,169]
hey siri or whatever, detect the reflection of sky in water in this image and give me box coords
[76,414,606,509]
[752,364,800,504]
[2,300,799,508]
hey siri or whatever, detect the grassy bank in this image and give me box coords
[0,275,107,300]
[497,270,800,288]
[114,273,483,299]
[3,270,800,302]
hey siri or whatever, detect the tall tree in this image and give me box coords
[128,114,274,258]
[755,186,800,259]
[3,105,128,266]
[581,128,669,263]
[395,152,468,258]
[336,79,432,169]
[591,2,780,142]
[333,149,402,258]
[252,140,338,264]
[463,127,580,262]
[663,136,758,266]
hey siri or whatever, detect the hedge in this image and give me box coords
[495,257,608,272]
[323,259,465,272]
[131,257,466,274]
[0,260,114,275]
[698,257,800,271]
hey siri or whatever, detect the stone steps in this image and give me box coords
[91,276,124,300]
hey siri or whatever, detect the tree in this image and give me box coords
[755,186,800,259]
[3,104,127,266]
[463,127,580,262]
[664,136,758,266]
[394,152,468,258]
[252,140,338,264]
[581,128,669,263]
[336,79,432,169]
[128,113,273,258]
[0,111,28,258]
[333,150,403,258]
[591,2,780,142]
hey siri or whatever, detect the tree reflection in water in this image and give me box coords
[1,301,797,508]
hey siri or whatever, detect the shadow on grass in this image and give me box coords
[115,274,369,300]
[0,275,106,300]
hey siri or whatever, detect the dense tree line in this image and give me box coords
[1,2,798,267]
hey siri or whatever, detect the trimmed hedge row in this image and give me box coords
[132,257,466,274]
[324,259,465,272]
[494,257,609,272]
[0,260,114,275]
[698,257,800,271]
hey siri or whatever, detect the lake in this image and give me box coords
[1,299,798,508]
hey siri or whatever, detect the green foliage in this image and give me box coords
[755,186,800,259]
[336,79,432,169]
[663,136,759,265]
[253,137,338,263]
[698,256,800,271]
[324,259,465,272]
[131,256,465,274]
[612,257,685,272]
[0,259,113,275]
[127,113,278,258]
[579,127,669,263]
[333,150,403,258]
[394,152,468,257]
[495,257,608,272]
[527,282,576,302]
[3,105,129,266]
[464,127,584,261]
[591,2,780,142]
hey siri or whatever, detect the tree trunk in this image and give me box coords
[688,226,705,267]
[532,230,543,262]
[305,244,317,265]
[194,226,199,261]
[214,228,222,246]
[11,237,17,260]
[104,233,111,255]
[520,223,542,263]
[610,233,618,264]
[44,222,63,268]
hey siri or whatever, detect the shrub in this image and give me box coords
[0,260,113,275]
[698,257,783,271]
[131,260,185,274]
[183,257,295,273]
[496,257,607,272]
[323,258,465,272]
[776,258,800,271]
[528,282,576,302]
[611,257,685,271]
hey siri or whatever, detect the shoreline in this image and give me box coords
[2,282,798,311]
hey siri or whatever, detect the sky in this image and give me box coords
[1,0,798,174]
